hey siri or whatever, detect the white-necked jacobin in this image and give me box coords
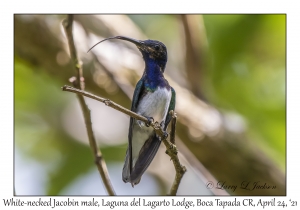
[88,36,176,186]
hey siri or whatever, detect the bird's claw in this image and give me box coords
[163,131,168,139]
[145,117,154,127]
[158,131,168,141]
[160,120,165,128]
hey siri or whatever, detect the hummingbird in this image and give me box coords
[88,36,176,186]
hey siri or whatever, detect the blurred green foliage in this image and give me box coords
[15,58,127,194]
[15,58,89,194]
[202,15,285,167]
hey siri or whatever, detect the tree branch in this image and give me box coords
[164,111,186,195]
[169,110,177,145]
[62,15,115,196]
[62,85,186,195]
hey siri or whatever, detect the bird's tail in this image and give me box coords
[122,132,161,186]
[122,148,131,183]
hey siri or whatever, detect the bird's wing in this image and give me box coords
[129,79,145,171]
[130,132,161,184]
[164,86,176,130]
[130,79,145,113]
[122,79,144,183]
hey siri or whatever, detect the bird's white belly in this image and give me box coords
[131,87,171,165]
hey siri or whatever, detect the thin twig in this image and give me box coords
[62,15,115,196]
[62,85,186,195]
[169,110,177,145]
[165,111,186,195]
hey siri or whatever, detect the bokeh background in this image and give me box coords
[14,14,286,195]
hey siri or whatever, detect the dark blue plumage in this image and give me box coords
[88,36,176,186]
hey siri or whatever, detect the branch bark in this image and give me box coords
[164,111,186,195]
[62,85,186,195]
[62,15,115,196]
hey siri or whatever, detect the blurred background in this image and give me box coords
[14,14,286,196]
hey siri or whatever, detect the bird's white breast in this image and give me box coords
[136,87,171,123]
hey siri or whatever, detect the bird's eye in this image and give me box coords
[154,45,160,51]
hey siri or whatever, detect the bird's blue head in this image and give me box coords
[88,36,168,72]
[135,39,168,72]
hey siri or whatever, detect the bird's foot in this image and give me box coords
[158,131,168,141]
[137,116,154,128]
[163,131,169,140]
[145,116,154,127]
[160,120,165,129]
[161,121,168,140]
